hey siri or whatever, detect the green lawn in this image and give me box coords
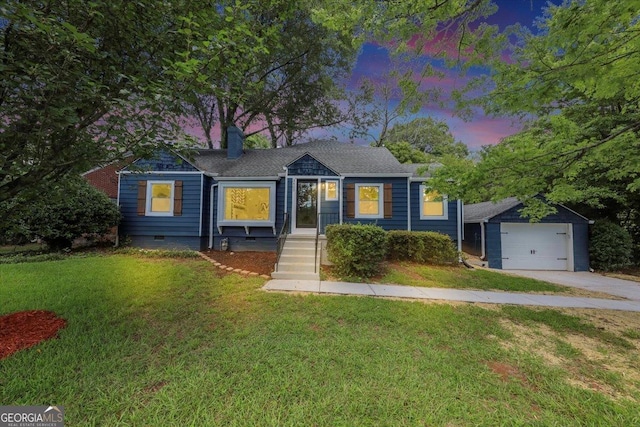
[368,261,569,293]
[2,255,639,425]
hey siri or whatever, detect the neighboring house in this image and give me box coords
[463,197,592,272]
[83,156,135,201]
[117,127,463,253]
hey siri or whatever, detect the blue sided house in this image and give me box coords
[117,127,463,261]
[463,197,592,272]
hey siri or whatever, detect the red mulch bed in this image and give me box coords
[201,250,277,276]
[0,310,67,360]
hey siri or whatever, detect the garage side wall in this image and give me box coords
[485,223,503,269]
[572,223,590,271]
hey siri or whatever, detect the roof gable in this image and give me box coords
[286,153,339,176]
[465,196,589,224]
[125,151,200,172]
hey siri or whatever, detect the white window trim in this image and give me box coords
[324,180,339,201]
[355,183,384,219]
[216,181,276,228]
[146,181,174,217]
[419,185,448,220]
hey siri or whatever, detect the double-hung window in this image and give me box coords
[324,180,338,201]
[355,183,384,218]
[419,185,448,220]
[146,181,174,216]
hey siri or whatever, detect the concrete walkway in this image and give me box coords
[499,270,640,301]
[263,279,640,312]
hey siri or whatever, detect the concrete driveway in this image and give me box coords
[502,270,640,301]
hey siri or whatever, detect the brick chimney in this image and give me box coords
[227,126,244,159]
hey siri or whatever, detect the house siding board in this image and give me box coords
[129,235,204,250]
[201,176,213,238]
[130,151,199,172]
[119,173,203,238]
[409,182,458,240]
[287,154,337,176]
[573,223,590,271]
[213,236,276,252]
[488,204,589,225]
[485,223,503,269]
[342,177,408,230]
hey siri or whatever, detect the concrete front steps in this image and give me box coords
[271,235,320,280]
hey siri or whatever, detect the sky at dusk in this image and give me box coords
[187,0,553,150]
[332,0,551,151]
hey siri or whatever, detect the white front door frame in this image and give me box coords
[291,176,321,235]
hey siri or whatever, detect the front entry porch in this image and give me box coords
[272,234,320,280]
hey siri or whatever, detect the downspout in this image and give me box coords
[115,171,121,247]
[480,220,486,260]
[458,200,475,268]
[199,174,204,238]
[407,178,411,231]
[339,177,344,224]
[457,199,463,259]
[209,183,218,249]
[283,167,289,216]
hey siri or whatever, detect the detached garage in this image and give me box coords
[463,197,591,272]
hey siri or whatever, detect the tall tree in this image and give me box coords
[183,0,359,148]
[360,63,441,147]
[0,1,195,204]
[184,0,500,148]
[433,0,640,217]
[385,117,469,159]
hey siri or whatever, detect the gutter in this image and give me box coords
[209,183,218,249]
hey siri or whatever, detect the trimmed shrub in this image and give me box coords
[589,221,633,271]
[1,178,121,251]
[326,224,387,278]
[387,230,458,264]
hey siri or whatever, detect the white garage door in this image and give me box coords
[500,223,571,271]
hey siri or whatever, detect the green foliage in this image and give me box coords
[1,178,120,251]
[385,141,429,164]
[325,224,387,278]
[385,118,469,159]
[1,1,197,204]
[180,0,359,148]
[244,133,271,149]
[434,0,640,235]
[386,230,458,264]
[589,221,633,272]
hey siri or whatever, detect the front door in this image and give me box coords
[296,180,317,229]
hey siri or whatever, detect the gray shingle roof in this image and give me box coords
[464,197,521,223]
[192,140,410,177]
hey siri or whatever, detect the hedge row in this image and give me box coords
[386,230,458,264]
[325,224,458,278]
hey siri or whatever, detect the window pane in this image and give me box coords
[358,186,379,215]
[152,184,171,198]
[423,190,444,216]
[326,181,337,199]
[224,187,270,221]
[150,183,172,212]
[151,198,171,212]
